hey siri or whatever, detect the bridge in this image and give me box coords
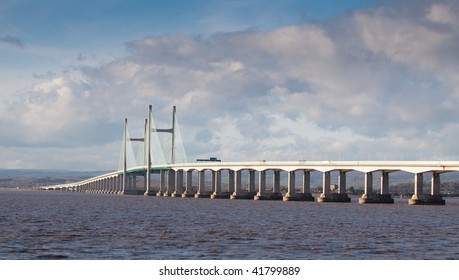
[42,105,458,205]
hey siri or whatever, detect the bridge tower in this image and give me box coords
[144,105,177,196]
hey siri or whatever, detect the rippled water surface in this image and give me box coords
[1,189,458,259]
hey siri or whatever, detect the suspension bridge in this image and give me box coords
[42,105,459,205]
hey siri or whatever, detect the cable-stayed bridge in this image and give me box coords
[42,105,459,205]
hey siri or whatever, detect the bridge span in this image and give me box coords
[43,160,459,205]
[40,105,456,205]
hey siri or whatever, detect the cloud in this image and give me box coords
[2,0,459,170]
[0,35,25,48]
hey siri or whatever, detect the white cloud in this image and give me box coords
[2,0,459,170]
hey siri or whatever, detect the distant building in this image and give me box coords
[196,157,221,162]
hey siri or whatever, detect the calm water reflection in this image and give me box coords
[1,189,458,259]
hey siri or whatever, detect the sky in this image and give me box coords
[1,0,459,171]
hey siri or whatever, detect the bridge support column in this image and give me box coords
[107,178,112,194]
[230,170,241,199]
[182,170,195,197]
[409,172,445,205]
[113,176,117,194]
[272,170,283,200]
[172,170,183,197]
[117,175,123,194]
[228,170,235,193]
[156,170,166,196]
[111,177,116,194]
[231,170,253,199]
[124,175,137,195]
[164,170,175,197]
[108,178,113,194]
[338,171,351,202]
[255,170,281,200]
[318,171,330,202]
[254,170,266,200]
[144,170,155,196]
[381,171,389,195]
[318,171,350,202]
[248,170,256,193]
[360,171,394,204]
[102,179,106,193]
[283,171,297,201]
[211,170,226,199]
[338,172,347,194]
[195,170,210,198]
[284,170,314,201]
[101,179,106,193]
[107,178,113,194]
[133,176,139,194]
[302,170,314,201]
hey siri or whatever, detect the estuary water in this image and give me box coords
[0,189,458,260]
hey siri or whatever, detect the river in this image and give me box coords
[1,189,458,259]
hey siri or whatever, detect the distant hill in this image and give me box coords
[0,169,113,188]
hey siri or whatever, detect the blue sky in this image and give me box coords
[2,0,459,170]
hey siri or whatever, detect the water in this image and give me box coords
[1,189,458,260]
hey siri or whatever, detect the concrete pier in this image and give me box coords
[409,172,445,205]
[283,171,314,201]
[181,170,195,197]
[359,171,394,204]
[144,171,155,196]
[317,171,351,203]
[230,170,255,199]
[254,170,283,200]
[210,170,226,199]
[195,170,211,198]
[171,170,183,197]
[163,170,175,197]
[156,170,166,197]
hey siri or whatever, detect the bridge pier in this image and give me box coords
[249,170,256,193]
[123,175,141,195]
[105,178,111,194]
[116,175,122,194]
[163,170,175,197]
[254,170,282,200]
[144,170,155,196]
[97,179,103,193]
[230,170,256,199]
[156,170,166,196]
[318,171,351,203]
[254,170,266,200]
[195,170,211,198]
[409,172,445,205]
[283,170,314,201]
[181,170,195,197]
[106,178,111,194]
[211,170,224,198]
[172,170,183,197]
[359,171,394,204]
